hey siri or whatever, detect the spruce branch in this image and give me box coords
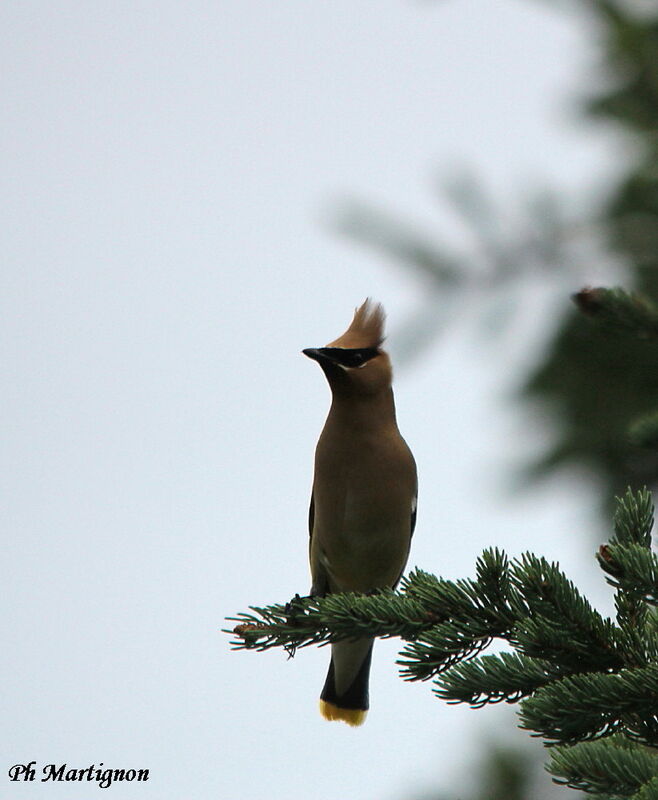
[511,553,625,671]
[598,489,658,663]
[398,618,494,681]
[228,486,658,796]
[398,550,520,680]
[547,736,658,795]
[630,777,658,800]
[573,287,658,339]
[518,665,658,745]
[227,590,432,653]
[599,543,658,606]
[612,488,655,548]
[434,652,566,707]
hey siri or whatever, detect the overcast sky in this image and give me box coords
[2,2,623,799]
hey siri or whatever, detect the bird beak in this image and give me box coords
[302,347,332,364]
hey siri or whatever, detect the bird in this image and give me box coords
[303,299,417,726]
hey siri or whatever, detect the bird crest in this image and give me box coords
[328,299,386,350]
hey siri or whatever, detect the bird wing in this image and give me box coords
[392,490,417,589]
[308,491,330,596]
[410,491,417,539]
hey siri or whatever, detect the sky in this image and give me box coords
[2,2,624,799]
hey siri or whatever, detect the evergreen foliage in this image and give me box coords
[229,486,658,796]
[573,288,658,340]
[521,3,658,508]
[332,2,658,513]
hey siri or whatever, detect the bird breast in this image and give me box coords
[311,427,416,593]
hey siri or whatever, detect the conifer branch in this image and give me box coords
[599,543,658,606]
[519,665,658,744]
[228,486,658,796]
[573,287,658,339]
[434,651,566,706]
[547,736,658,795]
[630,778,658,800]
[227,590,433,653]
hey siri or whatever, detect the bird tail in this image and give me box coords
[319,639,373,726]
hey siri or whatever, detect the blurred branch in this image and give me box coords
[328,3,658,513]
[334,199,462,287]
[330,181,584,369]
[573,286,658,338]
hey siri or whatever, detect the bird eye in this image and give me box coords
[351,352,364,365]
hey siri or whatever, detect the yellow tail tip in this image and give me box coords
[319,700,367,726]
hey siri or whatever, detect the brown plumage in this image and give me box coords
[327,298,386,349]
[303,299,417,726]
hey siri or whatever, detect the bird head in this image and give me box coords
[303,299,392,396]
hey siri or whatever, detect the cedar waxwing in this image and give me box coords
[303,299,417,726]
